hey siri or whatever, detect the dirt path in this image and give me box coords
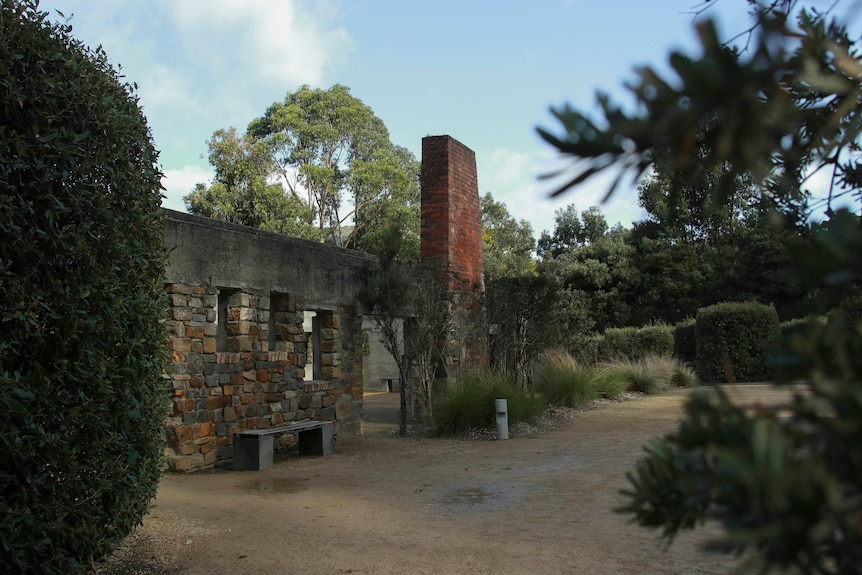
[110,385,793,575]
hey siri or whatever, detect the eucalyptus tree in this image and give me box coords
[189,85,420,252]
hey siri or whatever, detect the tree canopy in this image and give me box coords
[186,84,420,254]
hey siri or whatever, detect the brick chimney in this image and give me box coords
[420,135,485,292]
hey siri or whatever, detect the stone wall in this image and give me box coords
[163,210,375,471]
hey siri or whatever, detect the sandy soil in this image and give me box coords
[103,385,796,575]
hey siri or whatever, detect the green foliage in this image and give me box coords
[184,128,319,239]
[570,334,603,365]
[673,319,697,365]
[534,351,596,408]
[632,324,674,358]
[600,327,637,359]
[592,366,629,399]
[480,192,536,280]
[537,204,609,258]
[432,372,545,436]
[541,225,638,332]
[603,357,667,395]
[0,2,169,573]
[600,325,674,360]
[487,275,558,384]
[189,85,420,252]
[695,301,780,383]
[539,0,862,567]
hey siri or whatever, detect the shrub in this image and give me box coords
[673,318,697,364]
[671,361,699,388]
[592,366,629,399]
[600,327,638,359]
[695,301,780,383]
[0,3,168,573]
[570,335,603,365]
[602,357,667,395]
[534,350,597,408]
[433,371,545,435]
[632,324,674,358]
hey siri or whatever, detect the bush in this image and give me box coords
[0,3,168,573]
[534,350,597,408]
[673,318,697,365]
[695,301,780,383]
[671,361,699,388]
[592,366,629,399]
[604,357,667,394]
[632,324,674,358]
[570,335,603,365]
[600,327,638,359]
[433,372,545,435]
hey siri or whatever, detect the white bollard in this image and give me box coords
[495,398,509,440]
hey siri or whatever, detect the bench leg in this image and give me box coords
[297,425,333,456]
[233,435,274,471]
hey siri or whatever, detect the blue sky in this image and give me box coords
[35,0,845,236]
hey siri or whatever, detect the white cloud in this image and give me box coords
[478,148,647,237]
[161,165,214,212]
[169,0,352,89]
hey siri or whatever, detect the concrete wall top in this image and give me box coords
[164,210,379,310]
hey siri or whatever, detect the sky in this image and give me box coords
[35,0,854,237]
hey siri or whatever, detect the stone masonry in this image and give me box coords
[163,211,371,471]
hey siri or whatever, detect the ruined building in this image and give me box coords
[164,135,487,471]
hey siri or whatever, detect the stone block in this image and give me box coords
[321,366,341,379]
[336,395,352,420]
[320,340,338,353]
[223,406,237,421]
[169,456,192,472]
[168,283,193,295]
[185,325,205,338]
[320,328,338,341]
[226,321,252,336]
[227,292,249,307]
[227,336,253,353]
[228,307,256,322]
[171,338,192,352]
[202,337,217,353]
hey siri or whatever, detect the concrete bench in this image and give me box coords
[233,419,333,471]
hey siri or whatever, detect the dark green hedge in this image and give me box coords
[600,327,637,359]
[673,318,697,365]
[633,324,674,358]
[0,3,168,573]
[600,325,673,360]
[695,302,779,383]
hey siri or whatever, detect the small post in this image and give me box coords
[495,398,508,440]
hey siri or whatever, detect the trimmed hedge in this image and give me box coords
[600,327,638,359]
[0,3,168,573]
[633,324,674,358]
[673,318,697,365]
[600,325,674,360]
[695,301,779,383]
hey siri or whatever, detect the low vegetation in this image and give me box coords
[435,350,698,435]
[432,371,546,436]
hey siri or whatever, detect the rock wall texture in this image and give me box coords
[163,211,373,471]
